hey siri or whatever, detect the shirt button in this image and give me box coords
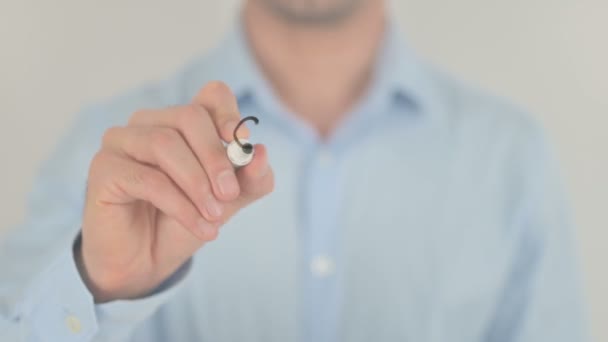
[310,255,335,278]
[65,315,82,334]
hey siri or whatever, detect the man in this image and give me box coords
[0,0,588,341]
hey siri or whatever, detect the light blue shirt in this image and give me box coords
[0,22,589,342]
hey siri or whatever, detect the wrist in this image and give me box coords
[73,236,125,303]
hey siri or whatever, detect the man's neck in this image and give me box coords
[243,1,386,138]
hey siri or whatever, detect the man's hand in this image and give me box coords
[75,82,274,303]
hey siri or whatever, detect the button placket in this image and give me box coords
[302,145,342,342]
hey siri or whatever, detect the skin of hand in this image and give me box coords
[74,81,274,303]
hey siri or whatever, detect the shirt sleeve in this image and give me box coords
[0,237,191,342]
[0,104,190,341]
[482,126,590,342]
[92,257,192,341]
[16,243,192,342]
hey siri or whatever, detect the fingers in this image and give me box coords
[197,144,273,226]
[193,80,250,142]
[101,126,223,221]
[128,105,240,201]
[97,81,272,238]
[234,144,274,207]
[89,152,215,241]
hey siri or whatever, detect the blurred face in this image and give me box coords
[255,0,368,25]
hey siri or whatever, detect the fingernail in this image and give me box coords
[205,193,223,218]
[217,169,239,197]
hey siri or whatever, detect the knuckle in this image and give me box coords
[88,151,124,193]
[200,80,235,103]
[207,158,233,177]
[203,80,232,96]
[187,173,210,199]
[176,206,198,227]
[131,167,162,189]
[90,150,108,168]
[128,109,150,125]
[89,149,117,171]
[203,226,220,242]
[88,150,110,178]
[101,126,122,146]
[197,173,212,192]
[202,142,232,170]
[149,128,180,152]
[175,105,204,128]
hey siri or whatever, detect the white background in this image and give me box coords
[1,1,606,340]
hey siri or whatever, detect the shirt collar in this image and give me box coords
[374,22,428,112]
[196,18,439,119]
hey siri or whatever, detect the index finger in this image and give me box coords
[193,81,250,142]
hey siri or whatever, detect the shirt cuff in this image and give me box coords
[22,247,98,341]
[21,239,192,342]
[94,258,191,328]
